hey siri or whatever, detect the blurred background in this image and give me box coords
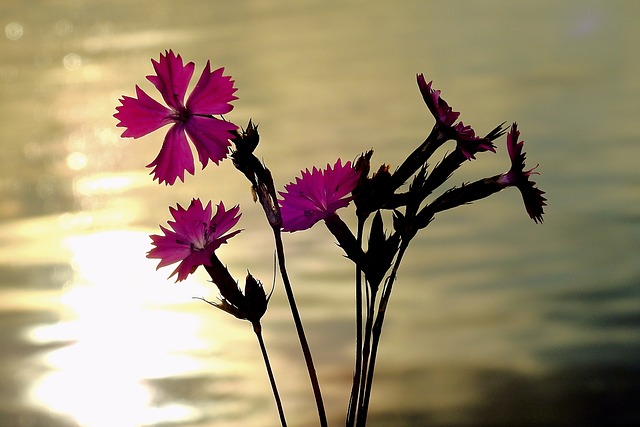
[1,0,639,426]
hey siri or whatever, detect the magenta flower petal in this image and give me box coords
[417,74,460,127]
[185,116,237,167]
[115,51,238,184]
[147,125,195,185]
[114,86,173,138]
[149,226,191,267]
[186,62,238,115]
[279,159,361,232]
[499,123,547,223]
[146,50,195,111]
[148,199,242,282]
[167,200,213,244]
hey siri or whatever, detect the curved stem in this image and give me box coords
[272,227,328,427]
[253,322,288,427]
[346,218,365,427]
[390,126,444,191]
[230,127,325,424]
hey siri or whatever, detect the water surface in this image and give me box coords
[1,1,639,426]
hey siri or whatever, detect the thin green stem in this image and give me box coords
[253,322,288,427]
[272,227,328,427]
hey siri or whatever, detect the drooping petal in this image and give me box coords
[114,85,173,138]
[146,50,195,111]
[185,116,237,168]
[146,125,195,185]
[173,250,213,281]
[519,177,547,224]
[281,208,322,232]
[279,159,361,232]
[186,62,238,115]
[499,123,547,223]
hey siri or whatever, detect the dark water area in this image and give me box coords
[1,0,639,426]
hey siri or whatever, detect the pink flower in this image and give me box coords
[114,50,238,185]
[498,123,547,223]
[279,159,361,232]
[148,199,242,281]
[417,74,460,127]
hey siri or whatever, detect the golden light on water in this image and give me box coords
[24,229,215,426]
[2,1,638,424]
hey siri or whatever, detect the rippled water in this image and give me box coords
[1,1,639,426]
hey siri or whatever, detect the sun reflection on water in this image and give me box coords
[25,229,218,426]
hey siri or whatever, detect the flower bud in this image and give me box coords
[365,211,400,289]
[244,273,268,322]
[232,119,260,154]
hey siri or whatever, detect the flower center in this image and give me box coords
[299,190,328,212]
[171,106,192,124]
[185,221,217,252]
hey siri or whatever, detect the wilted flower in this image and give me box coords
[279,159,361,232]
[114,50,238,185]
[498,123,547,223]
[148,198,242,281]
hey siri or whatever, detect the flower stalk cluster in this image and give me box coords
[115,51,546,427]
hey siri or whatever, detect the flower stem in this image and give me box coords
[346,218,365,427]
[357,242,409,427]
[390,126,444,191]
[230,126,326,425]
[253,321,288,427]
[355,280,378,424]
[272,227,328,427]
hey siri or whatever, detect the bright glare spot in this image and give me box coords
[73,173,150,197]
[74,175,131,196]
[31,370,152,427]
[65,230,162,296]
[58,211,95,231]
[66,151,88,171]
[63,53,82,70]
[145,403,201,425]
[27,230,214,426]
[5,22,23,40]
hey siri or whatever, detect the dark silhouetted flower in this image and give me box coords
[417,74,460,127]
[148,198,242,281]
[279,159,361,232]
[453,122,497,160]
[114,50,238,185]
[417,74,496,161]
[498,123,547,223]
